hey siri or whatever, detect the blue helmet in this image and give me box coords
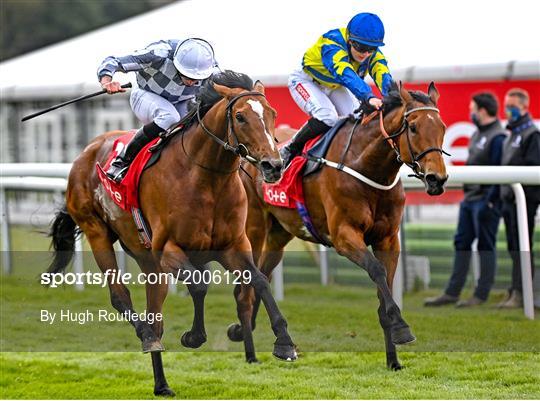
[347,12,385,47]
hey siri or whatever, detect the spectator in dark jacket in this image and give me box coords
[425,93,506,307]
[497,88,540,308]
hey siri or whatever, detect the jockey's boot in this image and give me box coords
[280,118,331,169]
[106,122,163,183]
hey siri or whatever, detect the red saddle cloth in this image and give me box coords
[96,131,160,211]
[262,136,321,208]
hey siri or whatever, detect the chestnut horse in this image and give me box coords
[229,82,448,369]
[46,71,296,396]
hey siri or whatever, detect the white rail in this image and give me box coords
[1,163,539,318]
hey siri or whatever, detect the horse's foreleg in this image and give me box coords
[230,282,258,363]
[81,226,161,352]
[220,238,297,362]
[229,227,292,343]
[373,235,404,370]
[136,240,176,395]
[145,280,174,396]
[158,240,207,349]
[249,249,282,333]
[182,271,209,349]
[334,225,415,346]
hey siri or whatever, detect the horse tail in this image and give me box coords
[46,204,80,274]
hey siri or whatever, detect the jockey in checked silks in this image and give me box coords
[97,38,219,182]
[281,12,394,167]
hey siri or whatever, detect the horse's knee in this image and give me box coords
[366,261,387,283]
[237,288,255,310]
[377,304,392,328]
[109,286,131,311]
[248,269,269,293]
[188,282,208,298]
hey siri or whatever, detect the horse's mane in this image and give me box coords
[359,81,435,117]
[180,70,254,129]
[381,81,402,115]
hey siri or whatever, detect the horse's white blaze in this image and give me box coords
[427,114,435,120]
[247,99,275,151]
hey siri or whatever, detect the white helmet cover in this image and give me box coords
[173,38,215,80]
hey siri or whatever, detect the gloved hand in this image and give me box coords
[369,97,383,109]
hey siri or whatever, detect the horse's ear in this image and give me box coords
[428,81,440,105]
[213,83,234,98]
[253,80,265,95]
[399,80,413,103]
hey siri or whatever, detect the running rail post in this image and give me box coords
[115,242,126,273]
[1,188,12,274]
[73,234,84,291]
[394,228,404,309]
[319,244,329,285]
[273,259,284,301]
[511,184,534,320]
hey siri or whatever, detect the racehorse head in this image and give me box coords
[211,78,282,183]
[383,82,448,195]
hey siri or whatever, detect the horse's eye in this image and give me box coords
[410,123,417,133]
[235,112,246,123]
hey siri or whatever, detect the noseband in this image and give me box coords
[379,106,450,179]
[196,91,266,165]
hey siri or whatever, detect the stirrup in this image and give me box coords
[280,146,298,169]
[106,163,129,183]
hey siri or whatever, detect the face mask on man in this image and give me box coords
[505,106,522,123]
[470,112,481,127]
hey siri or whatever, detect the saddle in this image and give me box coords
[263,117,350,208]
[303,118,349,176]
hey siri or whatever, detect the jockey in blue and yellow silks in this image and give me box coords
[282,12,393,167]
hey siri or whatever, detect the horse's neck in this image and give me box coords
[347,109,404,185]
[182,101,240,176]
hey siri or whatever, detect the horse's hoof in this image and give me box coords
[272,343,297,362]
[388,361,403,371]
[142,338,165,353]
[246,355,260,364]
[154,386,176,397]
[180,330,207,349]
[227,323,244,342]
[391,326,416,345]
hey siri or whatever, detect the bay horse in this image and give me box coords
[46,71,296,396]
[228,82,448,369]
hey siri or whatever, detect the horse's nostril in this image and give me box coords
[260,161,273,171]
[261,159,282,173]
[425,174,438,184]
[426,173,447,186]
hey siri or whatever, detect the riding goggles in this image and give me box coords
[350,41,377,54]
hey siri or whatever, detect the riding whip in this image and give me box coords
[21,82,132,122]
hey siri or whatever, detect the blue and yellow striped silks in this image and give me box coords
[302,28,393,101]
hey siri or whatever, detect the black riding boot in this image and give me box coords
[106,122,163,182]
[280,118,331,168]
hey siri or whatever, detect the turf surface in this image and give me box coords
[1,225,539,399]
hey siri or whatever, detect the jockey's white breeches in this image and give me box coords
[288,68,360,127]
[130,89,191,131]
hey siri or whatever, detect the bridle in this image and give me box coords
[192,91,266,170]
[377,106,450,179]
